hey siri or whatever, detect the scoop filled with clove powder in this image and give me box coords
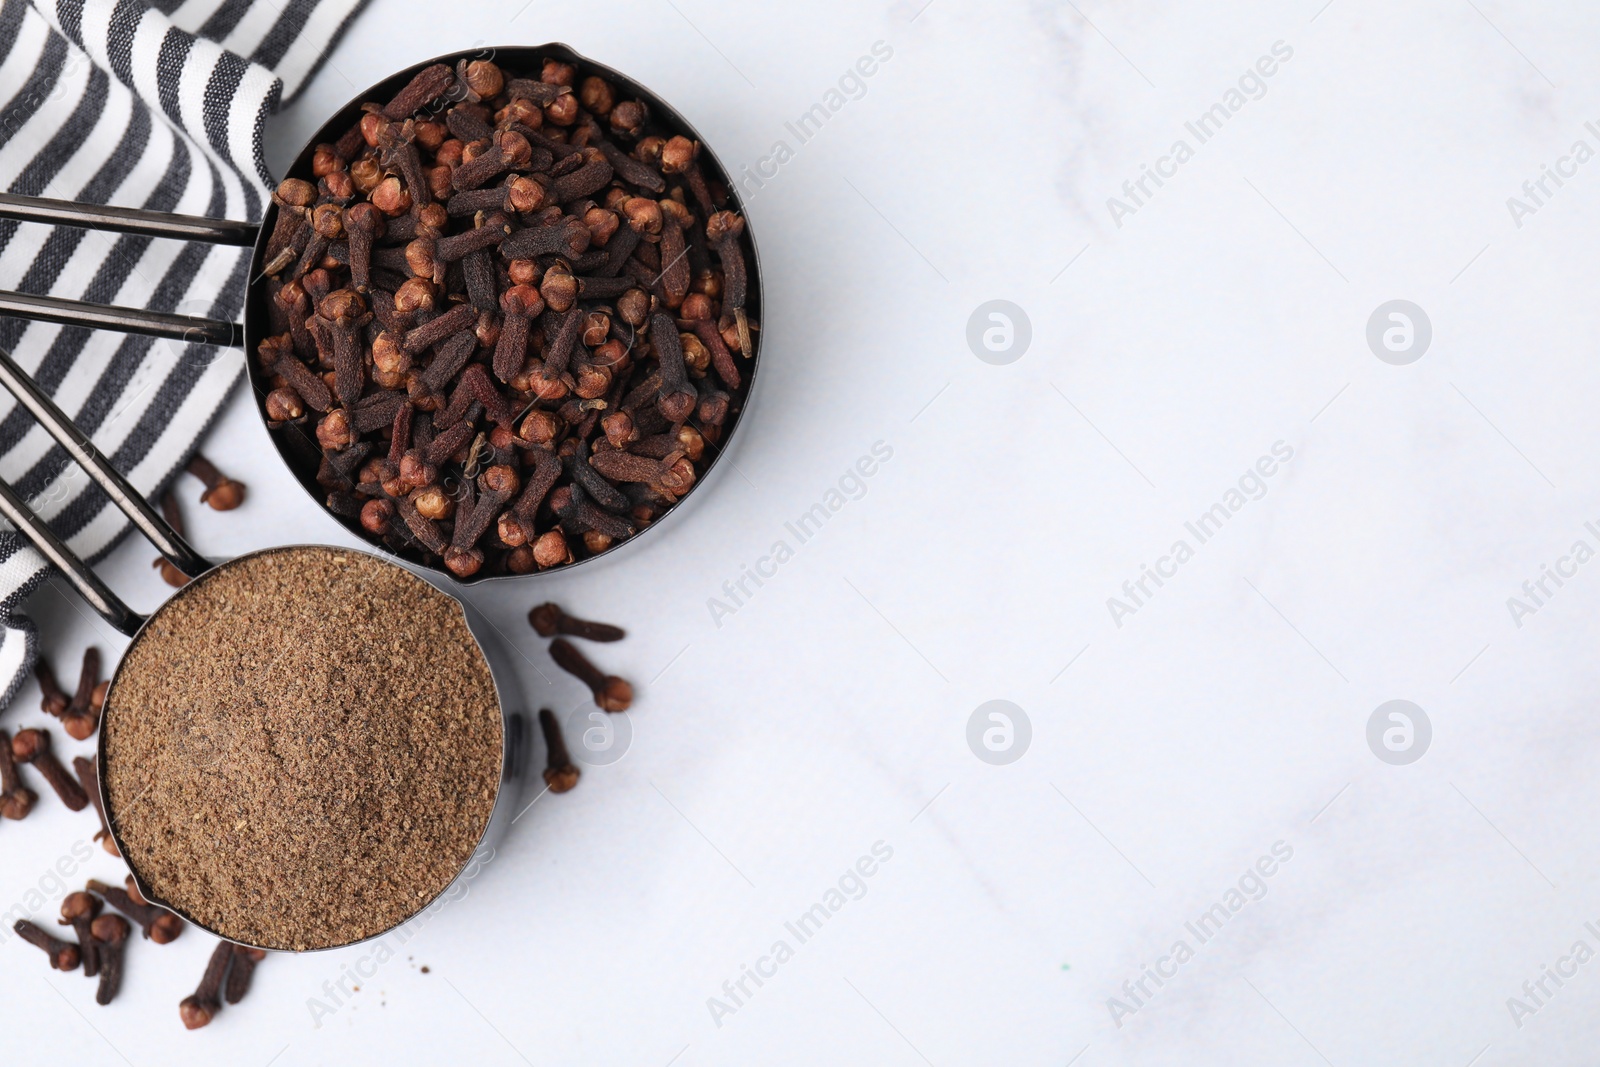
[103,546,503,951]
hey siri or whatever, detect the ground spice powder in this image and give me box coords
[104,546,502,950]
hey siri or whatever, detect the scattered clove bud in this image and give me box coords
[12,728,87,811]
[528,603,625,642]
[0,727,37,820]
[180,941,235,1029]
[14,919,80,971]
[91,914,129,1005]
[60,891,102,977]
[226,945,267,1004]
[35,658,69,717]
[186,453,245,511]
[88,879,184,943]
[56,647,103,740]
[548,638,633,712]
[538,708,579,793]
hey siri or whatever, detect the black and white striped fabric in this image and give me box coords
[0,0,366,708]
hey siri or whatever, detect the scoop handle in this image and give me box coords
[0,192,256,245]
[0,349,210,579]
[0,192,249,346]
[0,475,144,636]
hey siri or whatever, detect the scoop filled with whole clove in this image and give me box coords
[250,48,761,580]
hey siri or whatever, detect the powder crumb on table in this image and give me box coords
[104,546,502,950]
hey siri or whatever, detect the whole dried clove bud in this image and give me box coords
[540,265,578,313]
[660,135,697,174]
[532,529,573,569]
[544,93,579,126]
[679,331,710,375]
[480,464,521,497]
[579,75,614,115]
[399,451,439,491]
[676,425,706,463]
[650,314,696,423]
[360,498,395,536]
[316,409,355,451]
[91,914,130,1005]
[360,111,387,147]
[505,175,545,214]
[616,288,651,328]
[633,137,665,168]
[601,410,636,450]
[13,728,87,810]
[275,178,317,208]
[264,387,305,424]
[311,144,345,177]
[226,945,267,1004]
[60,891,102,977]
[88,879,183,943]
[311,201,344,239]
[414,120,447,151]
[0,729,36,825]
[529,603,625,642]
[622,196,662,235]
[35,658,69,717]
[497,511,530,548]
[463,59,504,99]
[14,919,79,971]
[542,58,577,86]
[610,99,648,137]
[187,454,246,511]
[679,293,713,321]
[56,646,104,740]
[383,64,456,119]
[180,941,235,1029]
[444,546,485,578]
[582,309,612,347]
[372,175,412,216]
[350,156,383,194]
[518,410,561,449]
[413,486,455,521]
[548,638,633,712]
[539,708,579,793]
[656,456,697,498]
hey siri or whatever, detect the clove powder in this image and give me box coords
[104,546,501,950]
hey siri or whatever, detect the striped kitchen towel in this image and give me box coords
[0,0,367,709]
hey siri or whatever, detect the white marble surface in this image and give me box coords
[7,0,1600,1063]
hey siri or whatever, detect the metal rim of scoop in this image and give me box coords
[0,291,528,955]
[0,42,764,585]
